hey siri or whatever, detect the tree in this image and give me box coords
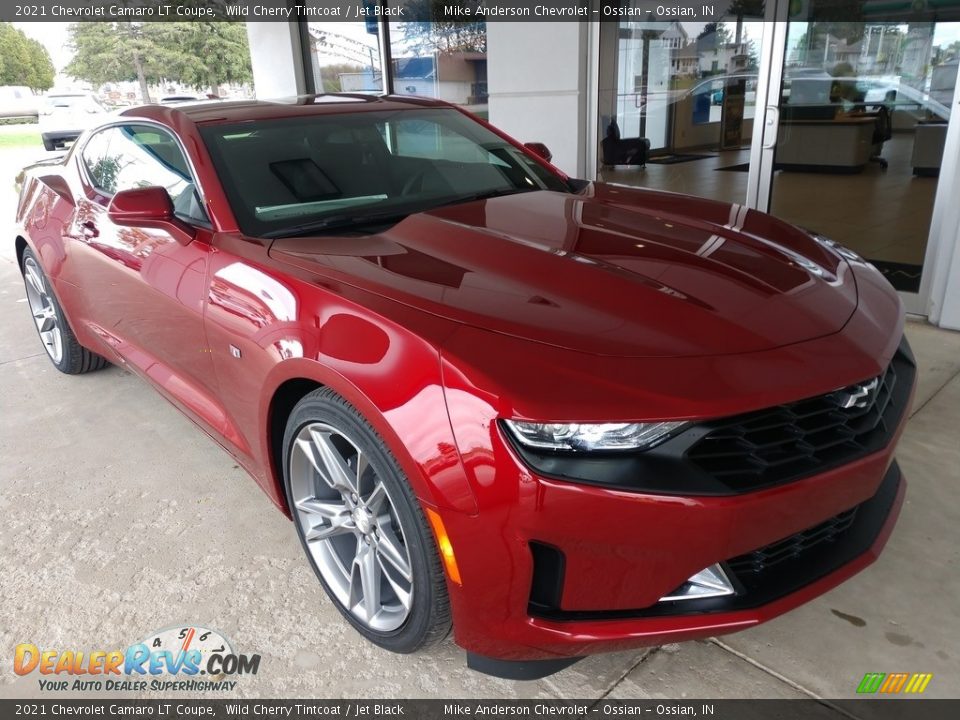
[24,38,55,91]
[66,22,165,102]
[745,38,760,71]
[696,23,736,77]
[698,22,733,49]
[66,21,252,102]
[0,23,56,91]
[398,1,486,54]
[935,40,960,64]
[0,24,29,85]
[150,23,252,96]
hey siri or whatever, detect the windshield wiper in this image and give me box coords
[262,188,535,239]
[262,210,412,239]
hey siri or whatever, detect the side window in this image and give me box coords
[81,129,116,192]
[83,124,210,226]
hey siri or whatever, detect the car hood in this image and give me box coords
[268,184,858,358]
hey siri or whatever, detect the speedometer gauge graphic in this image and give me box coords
[138,625,233,678]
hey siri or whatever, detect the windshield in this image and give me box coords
[199,107,570,238]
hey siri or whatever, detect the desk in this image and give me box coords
[912,122,947,176]
[776,117,876,173]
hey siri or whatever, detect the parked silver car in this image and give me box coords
[0,86,39,120]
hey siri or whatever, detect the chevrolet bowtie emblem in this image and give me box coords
[834,377,880,409]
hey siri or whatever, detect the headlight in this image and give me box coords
[503,420,687,452]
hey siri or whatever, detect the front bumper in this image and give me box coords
[443,449,906,662]
[467,462,905,679]
[437,338,914,666]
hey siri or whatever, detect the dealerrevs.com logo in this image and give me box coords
[14,626,260,692]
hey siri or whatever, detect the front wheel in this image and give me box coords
[282,388,451,653]
[20,248,108,374]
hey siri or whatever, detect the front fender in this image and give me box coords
[259,351,479,518]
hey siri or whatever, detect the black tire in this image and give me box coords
[20,247,108,375]
[42,137,56,152]
[282,387,451,653]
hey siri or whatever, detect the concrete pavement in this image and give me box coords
[0,140,957,703]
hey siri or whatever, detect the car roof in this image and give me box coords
[118,93,450,125]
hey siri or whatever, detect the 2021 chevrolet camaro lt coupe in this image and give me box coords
[15,95,913,678]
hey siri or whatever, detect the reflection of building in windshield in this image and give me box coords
[307,22,488,116]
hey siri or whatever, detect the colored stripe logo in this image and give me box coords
[857,672,933,694]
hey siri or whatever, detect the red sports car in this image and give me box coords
[14,95,913,679]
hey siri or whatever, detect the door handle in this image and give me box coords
[81,220,99,239]
[762,106,780,149]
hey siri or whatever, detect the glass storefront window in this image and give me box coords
[770,16,959,294]
[595,2,960,306]
[387,15,488,118]
[779,22,954,129]
[306,22,383,94]
[597,9,767,204]
[305,16,488,113]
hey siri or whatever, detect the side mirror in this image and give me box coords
[524,142,553,163]
[107,186,195,245]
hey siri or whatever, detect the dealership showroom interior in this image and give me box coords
[3,0,960,710]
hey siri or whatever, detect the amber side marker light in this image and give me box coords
[425,507,462,586]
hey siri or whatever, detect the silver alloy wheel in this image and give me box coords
[290,422,414,632]
[23,257,63,364]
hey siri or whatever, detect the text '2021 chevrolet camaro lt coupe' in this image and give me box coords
[14,95,914,679]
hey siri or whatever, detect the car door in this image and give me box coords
[69,122,229,438]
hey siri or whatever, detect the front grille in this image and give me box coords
[685,343,913,492]
[727,508,858,576]
[503,337,914,497]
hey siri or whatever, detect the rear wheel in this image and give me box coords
[282,388,451,653]
[21,248,108,374]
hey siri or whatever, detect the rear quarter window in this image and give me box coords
[81,129,116,192]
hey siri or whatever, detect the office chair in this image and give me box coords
[869,103,893,171]
[600,119,650,167]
